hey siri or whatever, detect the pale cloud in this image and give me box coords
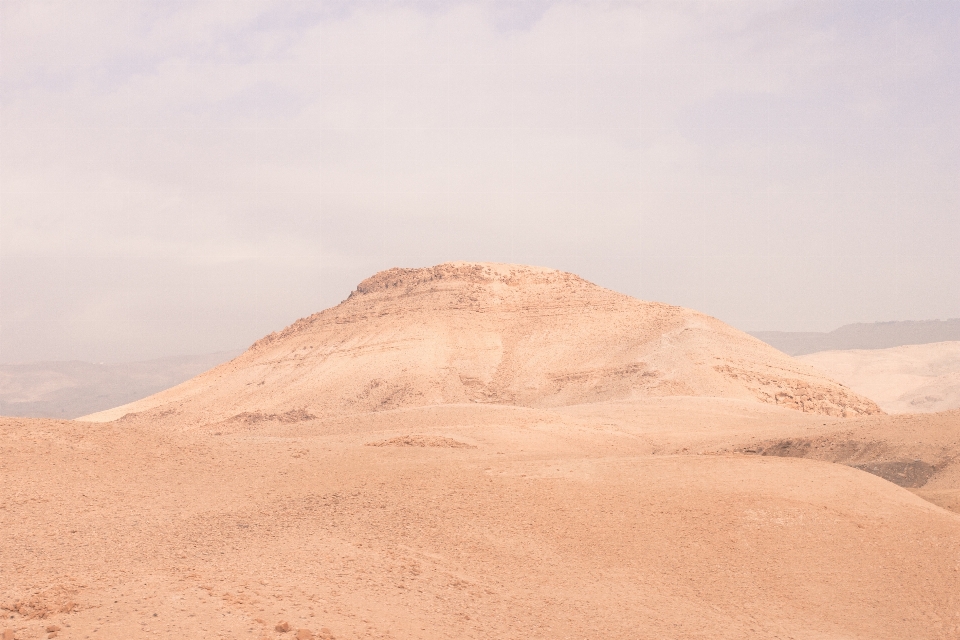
[1,0,958,362]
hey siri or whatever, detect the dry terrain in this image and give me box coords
[3,263,959,640]
[799,341,960,414]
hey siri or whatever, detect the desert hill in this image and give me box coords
[80,262,879,424]
[798,341,960,413]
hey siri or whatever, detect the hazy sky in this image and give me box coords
[2,0,958,363]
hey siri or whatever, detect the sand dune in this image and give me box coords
[80,263,879,424]
[8,263,959,640]
[799,341,960,413]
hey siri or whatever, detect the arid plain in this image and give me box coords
[4,263,959,639]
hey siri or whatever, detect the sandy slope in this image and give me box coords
[80,263,879,424]
[799,341,960,413]
[3,403,960,640]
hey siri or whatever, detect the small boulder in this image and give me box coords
[275,621,290,632]
[46,627,61,633]
[296,630,314,640]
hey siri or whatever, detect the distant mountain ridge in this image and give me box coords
[0,351,242,419]
[750,319,960,356]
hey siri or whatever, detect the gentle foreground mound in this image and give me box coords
[3,406,960,640]
[81,262,879,424]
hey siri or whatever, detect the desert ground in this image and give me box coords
[3,263,959,639]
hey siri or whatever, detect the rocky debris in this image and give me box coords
[713,364,882,417]
[1,588,77,620]
[366,435,476,448]
[228,409,317,425]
